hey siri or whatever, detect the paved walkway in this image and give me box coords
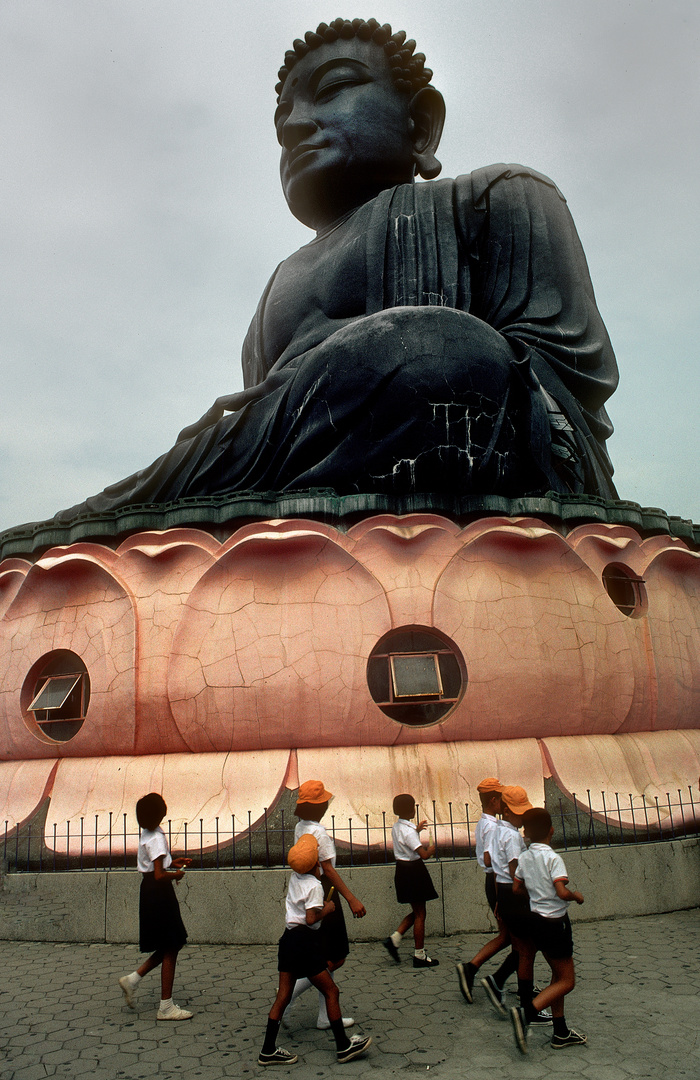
[2,909,699,1080]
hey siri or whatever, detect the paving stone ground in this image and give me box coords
[2,909,699,1079]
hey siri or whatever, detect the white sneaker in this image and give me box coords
[157,1002,193,1021]
[118,975,138,1009]
[317,1015,354,1030]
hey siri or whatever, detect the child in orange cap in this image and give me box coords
[259,833,372,1066]
[283,780,366,1031]
[456,778,518,1004]
[488,786,551,1029]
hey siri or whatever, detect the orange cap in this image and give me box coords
[288,834,319,874]
[296,780,333,806]
[477,777,503,793]
[500,785,533,815]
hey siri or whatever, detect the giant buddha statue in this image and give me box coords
[54,17,619,523]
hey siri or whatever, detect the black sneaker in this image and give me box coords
[530,1009,553,1025]
[413,955,439,968]
[510,1006,529,1055]
[481,974,507,1017]
[551,1028,587,1049]
[258,1046,298,1066]
[382,937,400,963]
[337,1035,372,1063]
[456,961,475,1003]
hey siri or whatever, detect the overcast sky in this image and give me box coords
[1,0,699,534]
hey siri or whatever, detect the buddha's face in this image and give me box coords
[275,37,416,230]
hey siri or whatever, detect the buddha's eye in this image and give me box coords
[314,73,367,102]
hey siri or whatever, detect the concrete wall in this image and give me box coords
[1,838,698,944]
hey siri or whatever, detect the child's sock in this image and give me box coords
[414,948,426,960]
[262,1017,281,1054]
[329,1016,351,1052]
[159,997,173,1012]
[390,931,403,948]
[126,971,141,986]
[552,1016,569,1038]
[493,949,518,988]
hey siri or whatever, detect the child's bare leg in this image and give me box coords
[311,971,350,1051]
[396,910,416,938]
[469,923,509,968]
[531,956,575,1015]
[269,972,297,1021]
[412,903,427,950]
[160,949,179,1001]
[136,949,164,978]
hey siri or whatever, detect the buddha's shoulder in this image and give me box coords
[427,164,567,204]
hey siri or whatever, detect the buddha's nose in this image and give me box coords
[281,103,318,149]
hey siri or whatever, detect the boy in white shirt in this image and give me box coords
[510,808,586,1053]
[382,793,439,968]
[456,777,518,1004]
[259,833,372,1066]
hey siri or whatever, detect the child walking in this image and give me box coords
[284,780,366,1030]
[382,793,439,968]
[456,777,518,1003]
[510,808,586,1053]
[259,833,372,1066]
[118,792,193,1020]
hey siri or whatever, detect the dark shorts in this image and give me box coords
[318,873,349,963]
[278,926,328,980]
[484,872,497,913]
[395,859,439,905]
[495,882,531,941]
[530,912,574,959]
[139,873,188,953]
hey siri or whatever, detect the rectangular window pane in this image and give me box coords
[29,675,81,712]
[390,654,442,698]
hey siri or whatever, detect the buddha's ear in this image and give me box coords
[409,86,446,180]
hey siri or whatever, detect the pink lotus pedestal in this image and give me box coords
[2,513,699,854]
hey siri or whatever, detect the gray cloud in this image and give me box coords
[1,0,698,530]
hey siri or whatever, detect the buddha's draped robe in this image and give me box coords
[54,164,618,522]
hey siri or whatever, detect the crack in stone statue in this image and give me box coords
[54,17,619,524]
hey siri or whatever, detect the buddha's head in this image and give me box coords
[275,18,446,230]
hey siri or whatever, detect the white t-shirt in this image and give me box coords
[392,818,421,861]
[491,819,526,884]
[294,819,336,867]
[137,826,172,874]
[475,813,498,873]
[285,871,325,930]
[515,843,569,918]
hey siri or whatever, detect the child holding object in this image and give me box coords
[456,777,518,1003]
[284,780,366,1030]
[259,833,372,1067]
[118,792,193,1020]
[510,808,586,1054]
[382,793,440,968]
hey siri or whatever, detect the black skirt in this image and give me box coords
[394,859,439,905]
[318,873,350,963]
[139,872,188,953]
[278,926,328,979]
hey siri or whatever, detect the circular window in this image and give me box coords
[367,627,466,727]
[22,650,90,742]
[602,563,647,618]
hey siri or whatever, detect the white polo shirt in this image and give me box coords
[294,820,336,868]
[137,826,172,874]
[285,871,325,930]
[491,819,525,884]
[475,813,498,873]
[392,818,421,861]
[515,842,569,918]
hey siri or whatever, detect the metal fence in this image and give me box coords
[3,787,699,874]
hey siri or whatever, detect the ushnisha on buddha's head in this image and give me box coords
[274,18,446,230]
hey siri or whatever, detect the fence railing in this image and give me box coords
[3,787,699,873]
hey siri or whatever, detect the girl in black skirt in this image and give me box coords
[118,793,192,1020]
[382,793,440,968]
